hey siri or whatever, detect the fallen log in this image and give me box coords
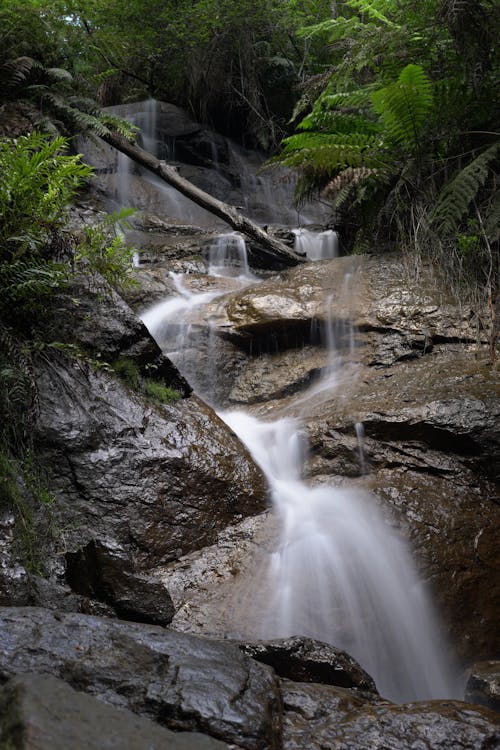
[100,131,305,266]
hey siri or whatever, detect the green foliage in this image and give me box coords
[0,133,137,321]
[76,209,136,291]
[112,357,181,404]
[0,449,53,574]
[112,357,141,389]
[272,0,498,304]
[144,380,181,405]
[371,64,433,149]
[0,133,92,257]
[431,142,500,236]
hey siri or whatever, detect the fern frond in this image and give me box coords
[484,189,500,243]
[431,141,500,233]
[0,56,40,90]
[322,167,379,199]
[44,67,73,85]
[371,64,433,148]
[297,16,365,43]
[346,0,399,26]
[276,131,382,172]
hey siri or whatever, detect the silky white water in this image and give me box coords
[140,233,461,703]
[293,228,339,260]
[220,410,460,702]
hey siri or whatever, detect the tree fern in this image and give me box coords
[276,131,382,171]
[346,0,398,26]
[431,141,500,233]
[371,64,433,149]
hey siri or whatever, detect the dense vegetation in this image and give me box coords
[274,0,499,316]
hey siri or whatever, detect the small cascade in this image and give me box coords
[141,273,223,386]
[220,410,461,702]
[140,219,461,706]
[293,228,339,260]
[208,233,254,280]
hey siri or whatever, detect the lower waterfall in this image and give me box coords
[140,232,462,703]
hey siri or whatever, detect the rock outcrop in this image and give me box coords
[140,252,500,664]
[0,673,227,750]
[0,607,281,750]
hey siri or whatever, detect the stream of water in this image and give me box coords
[140,233,461,703]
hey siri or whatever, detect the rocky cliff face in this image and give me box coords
[2,195,499,747]
[140,251,500,666]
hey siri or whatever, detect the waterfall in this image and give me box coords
[293,228,339,260]
[140,236,461,704]
[220,411,460,702]
[207,233,255,280]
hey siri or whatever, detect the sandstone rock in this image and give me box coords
[0,673,228,749]
[466,661,500,713]
[0,607,280,750]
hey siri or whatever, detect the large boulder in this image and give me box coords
[0,607,281,750]
[33,353,267,569]
[466,661,500,713]
[0,673,227,750]
[281,679,500,750]
[239,636,376,692]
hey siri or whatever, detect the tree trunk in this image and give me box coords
[100,131,305,266]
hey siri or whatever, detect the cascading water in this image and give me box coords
[140,236,461,703]
[293,228,339,260]
[220,411,460,702]
[208,233,254,280]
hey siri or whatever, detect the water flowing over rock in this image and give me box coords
[81,98,328,228]
[138,244,499,688]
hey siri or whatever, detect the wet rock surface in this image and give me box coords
[0,673,228,750]
[239,636,377,692]
[0,607,280,750]
[466,661,500,713]
[52,282,190,395]
[281,680,500,750]
[65,539,175,626]
[33,353,267,570]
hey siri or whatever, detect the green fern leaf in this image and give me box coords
[372,64,433,148]
[346,0,398,26]
[431,141,500,234]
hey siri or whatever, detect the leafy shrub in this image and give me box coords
[76,209,136,292]
[0,133,92,257]
[0,132,137,319]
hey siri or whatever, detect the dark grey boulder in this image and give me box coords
[466,661,500,713]
[0,607,280,750]
[52,283,189,395]
[33,353,266,568]
[240,636,376,692]
[0,673,228,749]
[65,539,175,626]
[281,679,500,750]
